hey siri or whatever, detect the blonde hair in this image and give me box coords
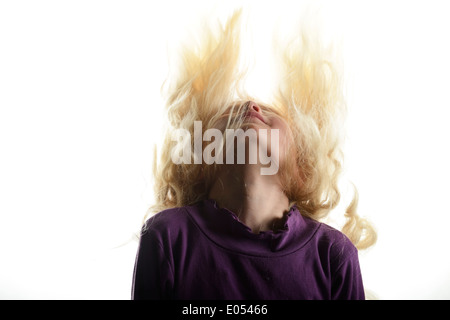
[147,9,376,250]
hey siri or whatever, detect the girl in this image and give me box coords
[132,10,376,300]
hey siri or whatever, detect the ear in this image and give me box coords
[165,9,245,124]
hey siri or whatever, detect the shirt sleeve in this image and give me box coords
[131,229,174,300]
[330,245,365,300]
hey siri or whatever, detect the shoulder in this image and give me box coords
[143,206,190,231]
[318,222,357,251]
[139,204,202,242]
[307,219,359,269]
[310,223,364,299]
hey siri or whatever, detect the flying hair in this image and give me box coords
[146,9,377,250]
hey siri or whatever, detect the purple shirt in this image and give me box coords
[132,199,365,300]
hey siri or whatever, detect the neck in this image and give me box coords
[208,164,290,233]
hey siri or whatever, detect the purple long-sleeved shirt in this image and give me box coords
[132,199,365,300]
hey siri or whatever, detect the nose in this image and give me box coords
[248,101,261,113]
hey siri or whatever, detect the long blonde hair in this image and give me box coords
[147,9,376,250]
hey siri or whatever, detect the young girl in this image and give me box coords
[132,10,376,300]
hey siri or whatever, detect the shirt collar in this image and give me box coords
[185,198,320,256]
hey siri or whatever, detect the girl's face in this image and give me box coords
[213,101,294,168]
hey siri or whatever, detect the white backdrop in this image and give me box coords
[1,0,449,299]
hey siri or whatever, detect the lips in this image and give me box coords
[244,111,266,124]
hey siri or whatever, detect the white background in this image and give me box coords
[1,0,449,299]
